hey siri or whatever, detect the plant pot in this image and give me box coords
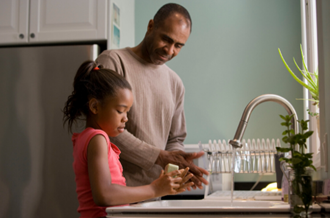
[289,167,313,217]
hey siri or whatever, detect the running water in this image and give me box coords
[231,147,236,206]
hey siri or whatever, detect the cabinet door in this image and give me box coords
[29,0,107,43]
[0,0,29,45]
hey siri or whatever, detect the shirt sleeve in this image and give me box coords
[95,51,161,171]
[110,130,161,171]
[96,51,124,76]
[165,80,186,152]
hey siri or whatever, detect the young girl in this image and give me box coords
[63,61,193,218]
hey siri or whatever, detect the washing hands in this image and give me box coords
[164,164,193,190]
[150,164,194,197]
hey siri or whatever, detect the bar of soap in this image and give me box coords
[165,163,179,174]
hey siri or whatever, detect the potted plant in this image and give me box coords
[278,45,320,136]
[276,114,316,217]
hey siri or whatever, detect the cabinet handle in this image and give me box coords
[30,33,35,38]
[19,34,24,39]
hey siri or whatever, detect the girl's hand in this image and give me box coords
[150,170,183,197]
[155,150,209,189]
[176,167,194,192]
[150,168,194,198]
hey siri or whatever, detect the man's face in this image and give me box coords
[145,13,191,65]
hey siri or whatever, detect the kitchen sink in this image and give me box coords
[106,199,291,214]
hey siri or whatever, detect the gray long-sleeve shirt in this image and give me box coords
[96,47,187,186]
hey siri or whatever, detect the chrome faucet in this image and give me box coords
[229,94,298,149]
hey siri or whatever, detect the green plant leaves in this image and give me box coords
[303,131,313,139]
[278,44,319,108]
[276,147,291,153]
[276,114,316,173]
[292,157,302,164]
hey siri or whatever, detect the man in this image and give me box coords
[96,3,208,189]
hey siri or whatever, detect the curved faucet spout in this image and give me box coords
[229,94,298,149]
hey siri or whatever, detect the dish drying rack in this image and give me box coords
[199,138,281,174]
[199,138,282,200]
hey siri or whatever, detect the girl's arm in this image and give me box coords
[87,135,193,206]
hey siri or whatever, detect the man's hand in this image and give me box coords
[155,150,209,189]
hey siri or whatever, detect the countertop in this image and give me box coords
[107,213,330,218]
[107,202,330,218]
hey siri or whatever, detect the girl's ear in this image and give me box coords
[88,98,99,114]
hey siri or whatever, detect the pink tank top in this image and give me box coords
[72,127,126,218]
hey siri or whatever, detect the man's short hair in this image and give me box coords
[153,3,192,32]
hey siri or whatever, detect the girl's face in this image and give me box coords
[93,88,133,137]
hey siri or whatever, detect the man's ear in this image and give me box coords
[88,98,99,115]
[147,19,154,34]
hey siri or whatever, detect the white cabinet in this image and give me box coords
[0,0,107,45]
[0,0,29,44]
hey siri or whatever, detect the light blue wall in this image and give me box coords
[135,0,303,148]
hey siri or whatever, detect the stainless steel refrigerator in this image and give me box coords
[0,44,100,218]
